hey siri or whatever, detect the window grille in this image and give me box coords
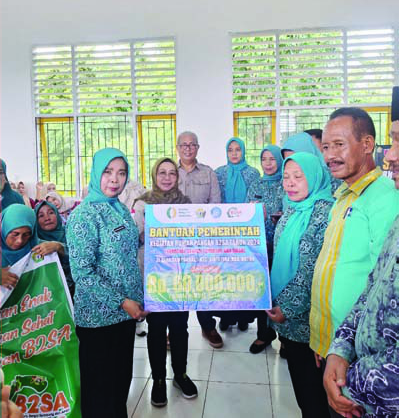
[33,39,177,195]
[232,34,277,108]
[233,111,276,173]
[137,115,176,187]
[134,41,176,112]
[32,46,73,115]
[232,27,399,147]
[347,29,396,105]
[75,43,132,113]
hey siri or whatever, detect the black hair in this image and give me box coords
[304,129,323,140]
[329,107,376,141]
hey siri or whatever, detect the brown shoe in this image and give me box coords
[202,329,224,348]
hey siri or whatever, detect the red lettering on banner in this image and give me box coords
[20,287,52,313]
[0,328,19,343]
[27,394,40,413]
[40,393,53,412]
[54,391,70,411]
[13,392,71,414]
[1,351,21,366]
[15,395,27,413]
[22,324,72,359]
[21,310,56,336]
[0,304,18,319]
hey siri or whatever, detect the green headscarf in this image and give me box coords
[282,132,327,168]
[1,204,39,267]
[260,145,283,181]
[225,137,249,203]
[85,148,129,214]
[136,158,190,204]
[35,201,66,244]
[0,159,24,211]
[270,153,334,300]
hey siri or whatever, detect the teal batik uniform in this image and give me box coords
[268,153,333,417]
[35,201,74,293]
[1,203,38,267]
[246,145,284,245]
[215,137,260,203]
[66,147,145,418]
[66,148,143,328]
[271,199,332,342]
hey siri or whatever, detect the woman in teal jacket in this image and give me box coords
[215,137,260,203]
[1,204,38,289]
[66,148,145,418]
[246,145,284,354]
[267,152,334,418]
[215,137,260,331]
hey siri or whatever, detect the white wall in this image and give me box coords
[1,0,399,183]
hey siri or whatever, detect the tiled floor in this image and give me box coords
[127,313,301,418]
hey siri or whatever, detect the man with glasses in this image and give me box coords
[177,131,221,205]
[176,131,223,348]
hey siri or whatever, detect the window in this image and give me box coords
[33,39,176,195]
[233,111,276,173]
[232,27,399,148]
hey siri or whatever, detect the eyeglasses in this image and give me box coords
[178,143,199,150]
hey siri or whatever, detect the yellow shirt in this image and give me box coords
[310,168,386,357]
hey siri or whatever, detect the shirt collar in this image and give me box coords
[178,159,199,172]
[334,167,382,199]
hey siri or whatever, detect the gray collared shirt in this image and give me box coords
[178,161,221,204]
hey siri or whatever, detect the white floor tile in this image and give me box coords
[188,311,202,327]
[127,377,148,417]
[210,351,269,384]
[133,347,152,378]
[265,337,282,355]
[134,334,147,348]
[270,384,301,418]
[203,382,273,418]
[218,327,259,353]
[188,327,214,350]
[132,379,207,418]
[166,349,213,381]
[266,352,292,385]
[130,316,300,418]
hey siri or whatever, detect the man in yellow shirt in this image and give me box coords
[309,108,399,394]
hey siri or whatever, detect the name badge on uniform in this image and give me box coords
[114,225,126,233]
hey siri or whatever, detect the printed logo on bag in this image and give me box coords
[9,375,71,416]
[31,253,44,263]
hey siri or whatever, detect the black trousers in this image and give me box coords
[255,310,276,342]
[219,310,255,327]
[279,336,330,418]
[196,311,218,331]
[146,311,189,380]
[76,320,136,418]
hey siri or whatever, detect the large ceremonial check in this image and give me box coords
[144,203,271,311]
